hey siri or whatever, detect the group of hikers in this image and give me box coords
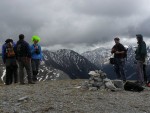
[2,34,43,85]
[1,33,150,87]
[111,34,150,86]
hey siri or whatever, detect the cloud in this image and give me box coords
[0,0,150,52]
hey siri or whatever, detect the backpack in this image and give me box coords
[124,81,144,92]
[17,42,27,57]
[6,42,15,58]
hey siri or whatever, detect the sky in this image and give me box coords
[0,0,150,53]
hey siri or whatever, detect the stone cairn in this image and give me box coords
[82,70,124,91]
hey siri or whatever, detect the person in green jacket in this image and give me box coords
[135,34,147,85]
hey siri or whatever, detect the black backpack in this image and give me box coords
[17,42,27,57]
[124,81,144,92]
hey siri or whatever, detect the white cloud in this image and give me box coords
[0,0,150,52]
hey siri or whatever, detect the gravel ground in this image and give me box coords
[0,80,150,113]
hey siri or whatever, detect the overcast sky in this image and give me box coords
[0,0,150,53]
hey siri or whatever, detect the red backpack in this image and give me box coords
[6,42,15,58]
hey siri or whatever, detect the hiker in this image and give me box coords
[2,39,18,85]
[15,34,34,84]
[111,37,127,82]
[30,36,43,82]
[135,34,147,85]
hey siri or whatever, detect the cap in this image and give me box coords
[114,37,120,41]
[5,39,13,43]
[136,34,143,38]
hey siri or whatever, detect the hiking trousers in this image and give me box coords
[143,64,147,82]
[114,58,126,81]
[18,57,32,83]
[31,59,40,81]
[136,60,144,83]
[5,58,18,85]
[5,66,18,85]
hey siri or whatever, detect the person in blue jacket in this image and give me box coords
[2,39,18,85]
[30,36,43,82]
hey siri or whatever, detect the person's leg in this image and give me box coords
[136,61,144,84]
[119,59,126,82]
[5,66,12,85]
[13,66,18,83]
[31,60,37,81]
[18,61,25,84]
[24,59,34,84]
[9,67,13,84]
[114,59,121,79]
[35,59,40,81]
[143,64,147,83]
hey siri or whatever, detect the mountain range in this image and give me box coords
[0,49,98,83]
[82,46,150,80]
[1,46,150,83]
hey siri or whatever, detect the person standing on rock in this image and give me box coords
[2,39,18,85]
[111,37,127,82]
[15,34,34,84]
[30,35,43,82]
[135,34,147,85]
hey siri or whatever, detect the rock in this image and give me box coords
[81,81,89,89]
[89,87,98,91]
[88,71,100,77]
[18,96,29,102]
[15,103,21,106]
[84,70,119,91]
[104,78,117,91]
[2,102,8,105]
[113,80,124,89]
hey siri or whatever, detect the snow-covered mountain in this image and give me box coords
[43,49,98,79]
[82,46,150,80]
[81,47,111,68]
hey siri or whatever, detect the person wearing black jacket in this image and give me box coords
[135,34,147,85]
[111,37,127,82]
[15,34,34,84]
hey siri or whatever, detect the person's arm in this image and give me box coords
[115,45,125,54]
[115,51,125,54]
[26,42,31,58]
[111,46,116,54]
[30,45,35,54]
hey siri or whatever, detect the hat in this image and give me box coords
[5,39,13,43]
[136,34,143,38]
[32,35,41,42]
[114,37,120,41]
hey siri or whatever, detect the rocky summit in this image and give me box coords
[0,80,150,113]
